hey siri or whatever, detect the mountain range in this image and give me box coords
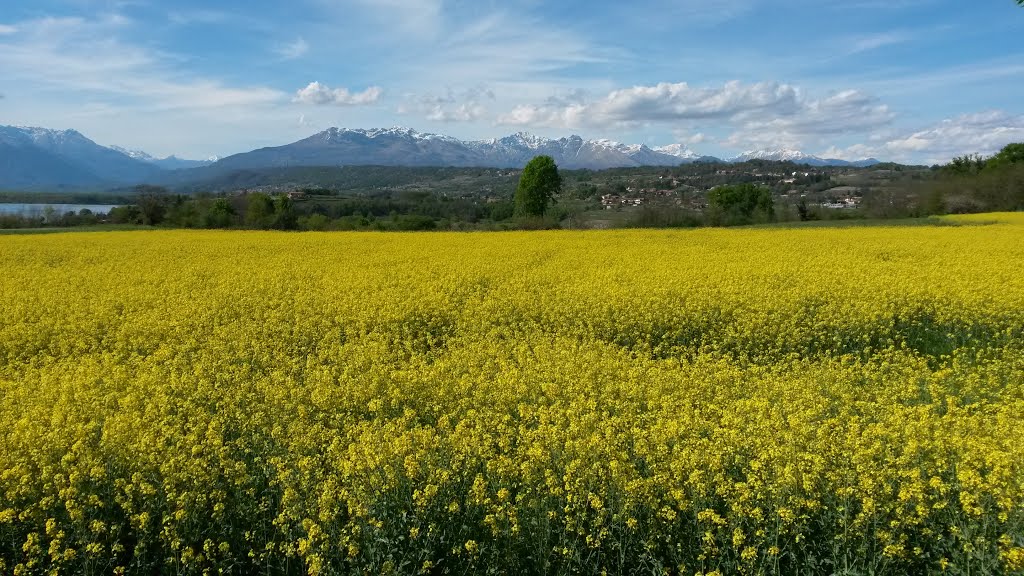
[730,148,880,168]
[0,124,881,191]
[108,146,217,171]
[0,126,161,189]
[202,127,720,174]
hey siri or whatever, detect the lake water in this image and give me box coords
[0,203,122,217]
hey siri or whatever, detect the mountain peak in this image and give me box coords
[2,125,89,147]
[0,124,164,188]
[109,145,156,161]
[0,123,890,192]
[318,126,463,143]
[734,149,814,162]
[106,144,214,170]
[506,131,546,146]
[730,148,881,167]
[654,143,700,160]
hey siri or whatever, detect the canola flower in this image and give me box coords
[1,214,1023,575]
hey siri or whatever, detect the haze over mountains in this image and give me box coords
[0,125,881,191]
[107,146,218,171]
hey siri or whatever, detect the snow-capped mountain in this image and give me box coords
[1,123,889,191]
[0,125,160,188]
[109,145,155,162]
[109,145,216,170]
[732,149,818,163]
[730,148,879,167]
[209,127,713,172]
[654,143,702,160]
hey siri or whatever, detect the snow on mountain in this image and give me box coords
[1,126,100,153]
[501,131,549,150]
[730,148,880,167]
[214,126,884,172]
[108,145,215,170]
[211,128,621,171]
[151,156,217,170]
[654,143,702,160]
[0,125,160,186]
[109,146,156,161]
[210,127,760,171]
[732,149,820,163]
[0,123,892,190]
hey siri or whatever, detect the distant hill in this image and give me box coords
[198,127,707,175]
[108,146,216,170]
[1,124,885,192]
[183,128,875,187]
[0,126,161,189]
[0,139,104,189]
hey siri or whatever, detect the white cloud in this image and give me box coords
[296,113,322,131]
[847,112,1023,162]
[0,24,17,35]
[293,82,383,106]
[495,81,894,145]
[275,37,309,60]
[845,31,908,55]
[723,89,894,149]
[425,12,617,87]
[329,0,444,39]
[0,13,298,158]
[425,103,486,123]
[323,3,617,91]
[677,132,708,145]
[498,81,804,128]
[0,15,285,110]
[498,80,899,154]
[824,111,1024,164]
[398,87,494,123]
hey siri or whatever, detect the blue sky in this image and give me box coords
[1,0,1022,163]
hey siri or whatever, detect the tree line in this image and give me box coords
[3,145,1022,232]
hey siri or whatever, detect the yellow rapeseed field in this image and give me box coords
[1,215,1023,575]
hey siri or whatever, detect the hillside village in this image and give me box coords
[202,161,910,217]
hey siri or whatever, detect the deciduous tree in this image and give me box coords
[707,183,775,225]
[514,156,562,217]
[986,143,1024,170]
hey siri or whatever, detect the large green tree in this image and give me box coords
[514,155,562,217]
[707,183,775,225]
[986,142,1024,170]
[133,184,171,226]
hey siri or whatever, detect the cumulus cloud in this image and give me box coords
[497,81,803,129]
[823,111,1024,164]
[677,132,708,145]
[398,86,495,123]
[293,82,383,106]
[275,37,309,60]
[885,111,1024,157]
[497,81,894,152]
[723,89,894,150]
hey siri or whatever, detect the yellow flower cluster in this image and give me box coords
[1,214,1023,575]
